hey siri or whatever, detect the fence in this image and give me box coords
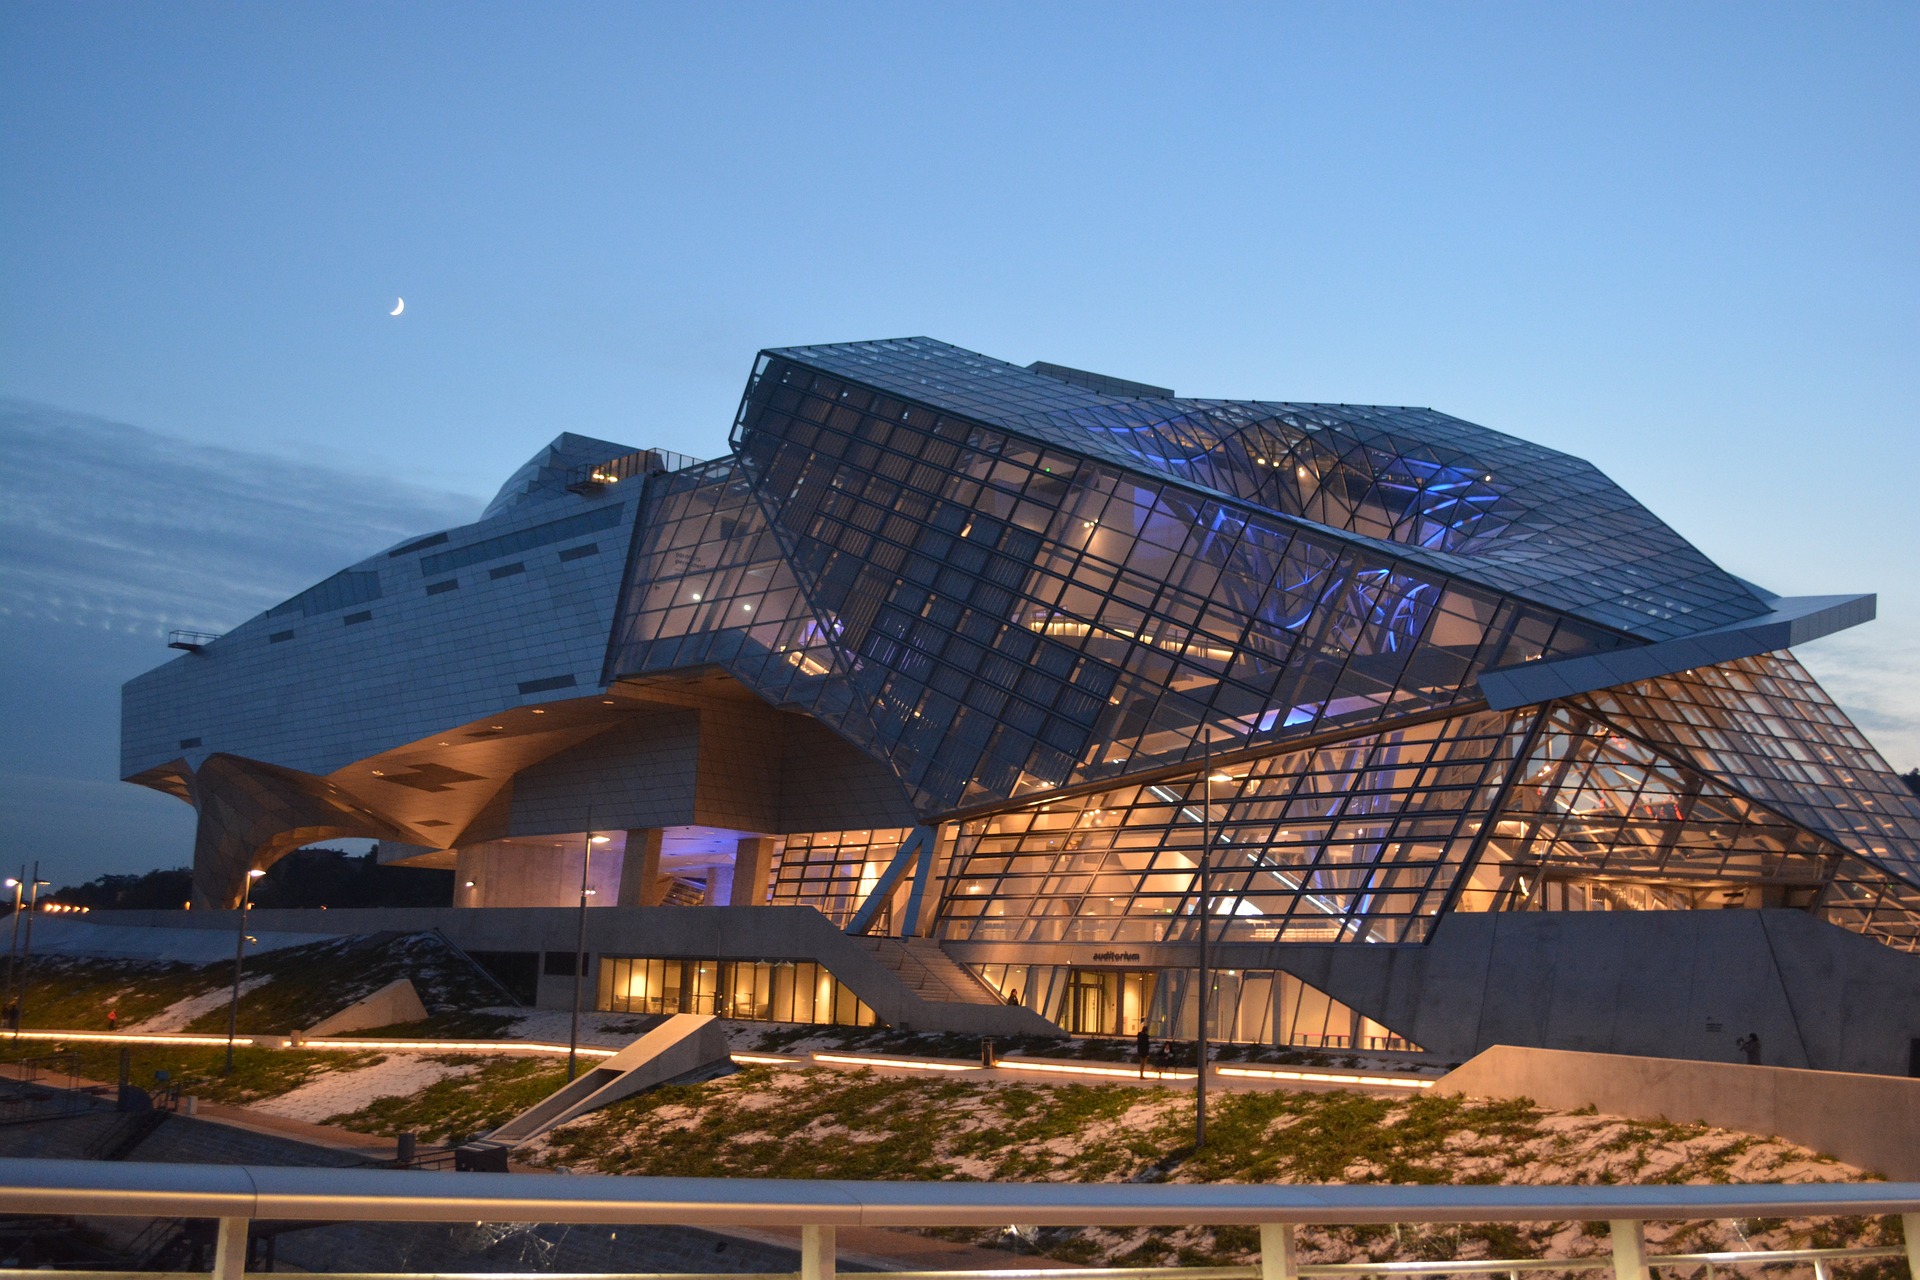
[0,1160,1914,1280]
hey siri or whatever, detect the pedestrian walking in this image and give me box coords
[106,1006,118,1032]
[1136,1022,1152,1077]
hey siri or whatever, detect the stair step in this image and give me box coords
[858,937,1004,1006]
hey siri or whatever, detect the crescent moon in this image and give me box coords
[389,297,405,316]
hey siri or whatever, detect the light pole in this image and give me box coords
[223,868,265,1074]
[567,830,609,1081]
[1195,743,1212,1148]
[4,871,23,1025]
[15,864,48,1036]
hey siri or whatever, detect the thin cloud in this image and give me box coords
[0,398,483,634]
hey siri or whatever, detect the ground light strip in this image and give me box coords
[8,1030,1425,1085]
[5,1030,242,1048]
[299,1038,618,1058]
[3,1029,620,1058]
[811,1052,981,1072]
[995,1056,1197,1080]
[1217,1064,1434,1089]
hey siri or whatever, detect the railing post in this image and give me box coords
[1609,1220,1648,1280]
[801,1224,835,1280]
[1902,1214,1919,1280]
[211,1217,248,1280]
[1260,1222,1299,1280]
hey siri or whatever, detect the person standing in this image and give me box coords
[1136,1021,1152,1077]
[106,1007,118,1033]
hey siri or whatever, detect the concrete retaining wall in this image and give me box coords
[1436,1044,1920,1180]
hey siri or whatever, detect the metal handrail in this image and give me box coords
[0,1161,1914,1280]
[2,1160,1917,1225]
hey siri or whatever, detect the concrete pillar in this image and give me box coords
[731,837,778,907]
[702,863,734,906]
[618,829,666,907]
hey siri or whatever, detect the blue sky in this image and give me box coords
[2,3,1915,882]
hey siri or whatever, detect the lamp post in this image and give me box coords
[4,871,23,1025]
[1195,743,1212,1148]
[14,865,48,1037]
[568,829,610,1081]
[223,868,265,1075]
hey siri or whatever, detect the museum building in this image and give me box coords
[120,338,1920,1072]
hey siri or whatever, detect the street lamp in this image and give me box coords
[223,868,266,1074]
[13,865,49,1037]
[1195,743,1212,1148]
[568,831,611,1081]
[4,873,22,1027]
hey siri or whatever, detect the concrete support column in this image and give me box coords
[702,863,733,906]
[618,829,665,907]
[731,836,778,907]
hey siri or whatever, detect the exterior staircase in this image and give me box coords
[854,936,1008,1008]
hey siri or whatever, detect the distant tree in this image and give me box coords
[1903,768,1920,799]
[247,847,452,910]
[31,867,194,912]
[31,848,451,913]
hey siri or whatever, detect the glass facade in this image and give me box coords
[971,962,1421,1051]
[941,711,1526,945]
[768,827,915,927]
[599,338,1920,958]
[597,956,877,1026]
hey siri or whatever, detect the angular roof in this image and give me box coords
[481,431,639,521]
[764,337,1769,643]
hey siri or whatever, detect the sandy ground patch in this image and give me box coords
[255,1055,480,1124]
[126,975,271,1032]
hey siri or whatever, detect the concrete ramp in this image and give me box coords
[305,978,429,1036]
[487,1014,730,1146]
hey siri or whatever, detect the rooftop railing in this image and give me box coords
[166,630,222,652]
[566,449,704,494]
[0,1160,1914,1280]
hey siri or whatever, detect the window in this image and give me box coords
[420,504,624,576]
[597,956,876,1027]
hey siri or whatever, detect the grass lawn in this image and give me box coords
[12,931,506,1035]
[322,1056,570,1143]
[21,1038,382,1107]
[526,1065,1898,1272]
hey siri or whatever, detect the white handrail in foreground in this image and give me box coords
[0,1161,1914,1280]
